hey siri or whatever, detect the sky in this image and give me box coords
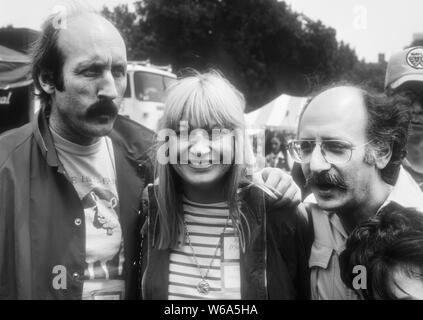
[283,0,423,62]
[1,0,422,62]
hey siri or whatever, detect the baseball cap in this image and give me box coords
[385,46,423,90]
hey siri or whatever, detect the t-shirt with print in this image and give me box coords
[50,127,125,300]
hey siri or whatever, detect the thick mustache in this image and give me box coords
[86,99,118,119]
[305,171,348,190]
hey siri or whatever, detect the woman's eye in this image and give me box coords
[210,128,230,139]
[210,131,223,140]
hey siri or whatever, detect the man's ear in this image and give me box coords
[38,71,55,94]
[374,144,392,170]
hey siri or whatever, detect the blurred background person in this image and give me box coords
[265,131,291,172]
[385,46,423,189]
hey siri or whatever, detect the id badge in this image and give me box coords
[82,279,125,300]
[92,291,122,300]
[220,232,240,291]
[222,232,240,261]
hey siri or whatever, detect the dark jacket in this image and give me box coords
[0,107,154,299]
[140,183,311,300]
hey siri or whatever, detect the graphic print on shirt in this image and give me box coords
[81,187,124,280]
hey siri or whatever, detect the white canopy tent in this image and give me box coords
[245,94,308,132]
[245,94,308,171]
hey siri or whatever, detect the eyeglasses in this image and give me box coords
[287,139,372,165]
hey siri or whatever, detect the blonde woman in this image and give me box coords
[140,71,310,300]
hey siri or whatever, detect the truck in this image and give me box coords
[119,60,177,131]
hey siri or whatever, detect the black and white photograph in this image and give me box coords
[1,0,423,307]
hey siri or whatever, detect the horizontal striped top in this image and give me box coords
[168,198,241,300]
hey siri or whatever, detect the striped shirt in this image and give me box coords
[168,198,241,300]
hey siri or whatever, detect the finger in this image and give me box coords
[264,185,283,198]
[262,168,283,189]
[260,167,270,181]
[252,171,265,185]
[274,174,293,197]
[290,187,301,206]
[274,186,300,208]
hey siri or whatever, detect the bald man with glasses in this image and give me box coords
[290,85,423,300]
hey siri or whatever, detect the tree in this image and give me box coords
[102,4,139,59]
[103,0,385,110]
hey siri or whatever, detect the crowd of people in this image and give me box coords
[1,5,423,300]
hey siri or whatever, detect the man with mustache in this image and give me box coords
[288,85,423,299]
[0,7,151,300]
[0,6,299,300]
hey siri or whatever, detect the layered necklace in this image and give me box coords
[183,215,231,295]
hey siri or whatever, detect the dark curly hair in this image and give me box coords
[339,201,423,299]
[363,91,412,185]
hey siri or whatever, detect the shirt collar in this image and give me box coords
[379,166,423,212]
[327,213,348,239]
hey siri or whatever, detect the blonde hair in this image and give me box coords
[154,70,254,250]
